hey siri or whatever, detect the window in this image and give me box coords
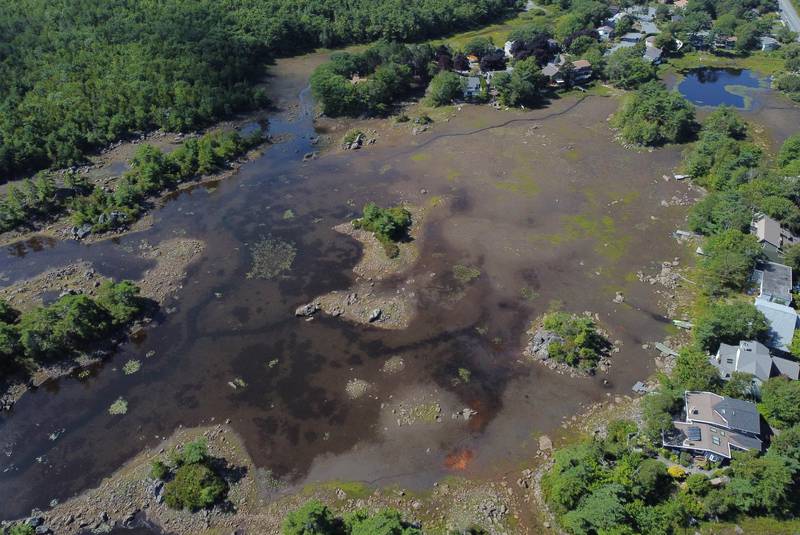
[712,436,721,446]
[726,358,734,364]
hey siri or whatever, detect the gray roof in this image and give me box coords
[755,297,798,350]
[639,21,660,35]
[644,47,663,60]
[713,396,762,435]
[756,261,793,304]
[753,214,783,248]
[542,64,559,77]
[714,341,773,381]
[621,32,645,42]
[773,356,800,380]
[761,36,779,45]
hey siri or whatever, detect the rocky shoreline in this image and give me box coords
[295,205,427,330]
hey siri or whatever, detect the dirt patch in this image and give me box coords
[134,238,206,304]
[0,261,99,313]
[302,205,429,330]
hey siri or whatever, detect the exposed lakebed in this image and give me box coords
[0,54,724,520]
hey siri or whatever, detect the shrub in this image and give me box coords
[760,377,800,428]
[163,462,226,511]
[699,230,763,295]
[96,280,145,325]
[150,460,169,480]
[605,46,655,89]
[352,203,411,258]
[7,524,35,535]
[540,312,607,370]
[667,465,686,479]
[425,71,465,106]
[282,500,341,535]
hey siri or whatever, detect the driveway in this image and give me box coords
[779,0,800,37]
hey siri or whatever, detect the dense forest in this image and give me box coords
[0,0,519,177]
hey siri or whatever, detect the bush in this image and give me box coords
[163,462,226,511]
[150,460,169,480]
[667,465,687,479]
[352,203,412,258]
[346,508,422,534]
[96,280,145,325]
[425,72,465,106]
[493,57,545,107]
[283,500,341,534]
[611,82,696,146]
[540,312,608,370]
[7,524,35,535]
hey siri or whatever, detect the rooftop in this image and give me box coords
[755,261,793,304]
[755,297,797,351]
[684,391,761,435]
[572,59,592,69]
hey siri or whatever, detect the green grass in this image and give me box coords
[431,10,551,50]
[302,480,371,500]
[663,51,786,76]
[700,517,800,535]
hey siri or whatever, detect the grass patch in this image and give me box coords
[665,51,785,76]
[282,209,295,220]
[410,152,431,162]
[108,397,128,415]
[303,480,372,500]
[453,264,481,284]
[410,402,442,423]
[700,517,800,535]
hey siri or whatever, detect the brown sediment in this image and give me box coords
[308,205,429,330]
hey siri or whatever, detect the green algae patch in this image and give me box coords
[494,169,540,196]
[453,264,481,284]
[246,235,296,279]
[302,480,371,500]
[410,152,431,163]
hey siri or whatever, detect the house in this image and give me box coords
[714,35,737,50]
[542,63,566,86]
[466,54,480,68]
[463,76,482,99]
[663,391,763,462]
[643,46,663,64]
[751,214,800,260]
[504,40,515,58]
[608,41,636,55]
[761,36,780,52]
[755,297,798,351]
[712,340,800,387]
[598,25,614,41]
[620,32,645,44]
[639,20,660,36]
[645,35,658,47]
[572,59,593,82]
[752,261,793,306]
[690,30,712,49]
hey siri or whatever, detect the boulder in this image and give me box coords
[295,303,319,317]
[527,329,564,360]
[368,308,382,322]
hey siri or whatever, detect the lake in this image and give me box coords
[676,68,767,109]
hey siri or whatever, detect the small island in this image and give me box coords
[526,311,612,375]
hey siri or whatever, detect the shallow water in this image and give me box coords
[676,68,766,109]
[0,56,700,519]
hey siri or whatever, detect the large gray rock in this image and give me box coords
[527,328,564,360]
[295,303,319,317]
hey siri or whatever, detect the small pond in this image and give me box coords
[676,68,767,109]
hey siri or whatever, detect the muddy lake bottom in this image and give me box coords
[1,55,799,522]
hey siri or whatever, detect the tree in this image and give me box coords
[464,37,495,58]
[493,58,544,106]
[770,424,800,462]
[479,50,506,72]
[96,280,145,325]
[425,72,464,106]
[632,459,670,504]
[282,501,342,535]
[693,301,769,352]
[722,371,757,399]
[642,388,682,441]
[605,47,655,89]
[700,229,763,295]
[703,106,748,139]
[760,377,800,428]
[611,82,696,146]
[346,509,421,535]
[556,14,588,41]
[688,191,752,235]
[561,484,629,535]
[672,346,721,392]
[725,451,797,515]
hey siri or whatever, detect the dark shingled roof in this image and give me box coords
[713,396,761,435]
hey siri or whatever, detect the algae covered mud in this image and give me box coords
[1,53,697,523]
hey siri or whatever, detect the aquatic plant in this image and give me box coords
[123,359,141,375]
[108,397,128,415]
[246,235,296,279]
[452,264,481,284]
[345,378,371,399]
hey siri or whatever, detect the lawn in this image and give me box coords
[663,50,786,76]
